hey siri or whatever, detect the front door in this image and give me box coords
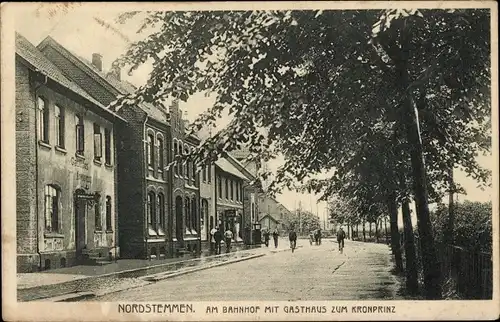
[75,195,87,258]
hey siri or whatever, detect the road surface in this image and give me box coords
[93,240,402,301]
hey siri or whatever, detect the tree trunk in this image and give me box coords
[347,223,350,239]
[401,77,442,300]
[356,224,359,240]
[388,195,404,273]
[402,200,419,294]
[375,220,379,243]
[369,222,372,238]
[362,219,366,242]
[445,168,455,245]
[384,216,389,244]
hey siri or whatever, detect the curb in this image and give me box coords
[143,253,266,282]
[43,291,95,302]
[18,247,262,302]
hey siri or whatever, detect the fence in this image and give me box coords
[408,237,493,299]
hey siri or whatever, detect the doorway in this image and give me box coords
[74,189,87,258]
[175,196,183,241]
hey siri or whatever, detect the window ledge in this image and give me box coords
[94,230,104,233]
[105,163,113,169]
[94,159,102,166]
[106,230,113,233]
[55,146,67,154]
[75,153,85,160]
[38,141,51,150]
[44,232,64,238]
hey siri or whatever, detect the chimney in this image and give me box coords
[92,53,102,71]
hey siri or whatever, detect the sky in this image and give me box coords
[12,3,495,227]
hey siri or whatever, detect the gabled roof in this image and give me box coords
[37,36,168,124]
[15,32,125,122]
[215,158,248,180]
[258,214,281,223]
[225,153,256,182]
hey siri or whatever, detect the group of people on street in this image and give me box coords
[262,228,280,248]
[209,226,235,254]
[309,229,323,245]
[208,224,346,255]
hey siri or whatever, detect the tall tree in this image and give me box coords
[113,8,491,299]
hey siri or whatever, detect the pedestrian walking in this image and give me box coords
[272,228,279,248]
[289,227,297,253]
[263,230,270,247]
[337,227,346,253]
[224,228,233,253]
[210,226,217,252]
[214,227,223,255]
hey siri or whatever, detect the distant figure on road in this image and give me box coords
[289,227,297,252]
[263,230,270,247]
[272,228,279,248]
[224,228,234,253]
[210,226,217,252]
[214,228,223,255]
[337,227,346,252]
[315,229,322,245]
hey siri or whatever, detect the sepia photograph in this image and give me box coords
[1,1,498,321]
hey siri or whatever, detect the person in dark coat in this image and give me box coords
[263,230,270,247]
[214,228,223,255]
[272,228,279,248]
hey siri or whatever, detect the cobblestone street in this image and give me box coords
[91,240,402,301]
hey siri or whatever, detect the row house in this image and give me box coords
[15,33,124,272]
[225,154,262,244]
[170,105,201,254]
[214,158,248,243]
[37,36,173,259]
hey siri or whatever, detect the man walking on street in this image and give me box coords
[210,226,217,253]
[224,227,234,253]
[337,227,346,252]
[289,227,297,253]
[263,230,270,247]
[272,228,279,248]
[214,227,223,255]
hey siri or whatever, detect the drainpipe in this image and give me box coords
[143,115,149,260]
[32,70,48,271]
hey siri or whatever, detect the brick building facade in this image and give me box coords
[15,33,123,272]
[37,36,173,259]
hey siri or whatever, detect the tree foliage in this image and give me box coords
[282,210,321,234]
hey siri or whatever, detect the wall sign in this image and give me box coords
[71,156,89,170]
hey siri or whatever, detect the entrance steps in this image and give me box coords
[81,249,113,266]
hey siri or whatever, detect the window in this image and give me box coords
[147,134,154,168]
[55,105,65,148]
[157,193,165,236]
[185,147,190,179]
[173,140,178,175]
[75,115,84,155]
[44,185,60,232]
[105,196,112,231]
[147,191,157,236]
[191,198,198,234]
[236,182,239,201]
[94,194,102,231]
[179,143,184,177]
[93,123,102,162]
[158,138,164,172]
[38,97,49,143]
[202,165,207,182]
[225,178,229,199]
[218,176,222,198]
[185,197,191,231]
[230,180,234,200]
[191,159,196,182]
[208,165,212,183]
[104,128,112,165]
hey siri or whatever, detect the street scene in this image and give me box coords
[8,2,495,310]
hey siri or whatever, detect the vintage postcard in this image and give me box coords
[1,1,499,321]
